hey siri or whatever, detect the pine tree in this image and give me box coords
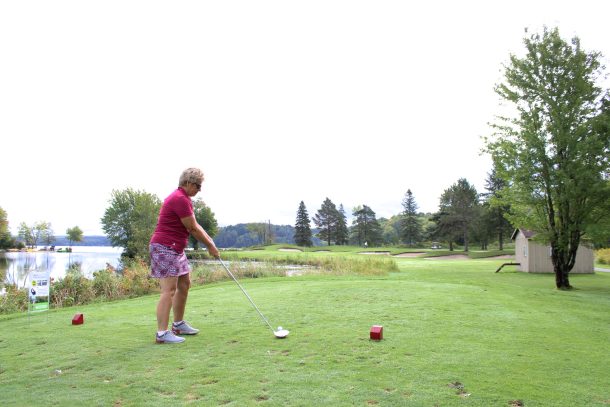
[401,189,422,246]
[438,179,479,252]
[335,204,349,245]
[350,205,383,246]
[294,201,313,247]
[481,168,512,250]
[313,198,337,246]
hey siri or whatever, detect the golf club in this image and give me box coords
[218,258,289,339]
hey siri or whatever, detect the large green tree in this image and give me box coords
[471,204,493,250]
[294,201,313,247]
[401,189,423,246]
[0,206,11,249]
[380,215,401,245]
[481,168,513,250]
[189,198,218,250]
[18,222,34,248]
[486,27,610,289]
[429,210,457,251]
[38,221,55,247]
[17,221,53,249]
[66,226,84,247]
[313,198,338,246]
[335,204,349,245]
[350,205,383,247]
[437,179,480,252]
[101,188,161,259]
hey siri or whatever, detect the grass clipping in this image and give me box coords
[191,255,397,285]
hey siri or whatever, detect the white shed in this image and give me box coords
[511,229,594,274]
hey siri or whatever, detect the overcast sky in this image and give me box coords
[1,1,609,236]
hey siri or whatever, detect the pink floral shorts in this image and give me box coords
[149,243,191,278]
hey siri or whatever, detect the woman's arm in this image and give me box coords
[181,214,220,258]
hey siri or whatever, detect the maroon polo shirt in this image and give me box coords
[150,187,193,253]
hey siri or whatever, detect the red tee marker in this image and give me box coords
[370,325,383,341]
[72,313,84,325]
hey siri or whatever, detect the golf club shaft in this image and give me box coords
[218,258,276,333]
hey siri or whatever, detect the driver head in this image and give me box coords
[274,329,289,338]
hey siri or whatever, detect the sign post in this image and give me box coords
[28,271,50,313]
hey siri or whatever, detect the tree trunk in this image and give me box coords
[551,246,573,290]
[550,231,582,290]
[554,266,572,290]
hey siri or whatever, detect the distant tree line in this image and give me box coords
[0,208,88,250]
[213,223,321,248]
[291,170,514,251]
[97,189,308,255]
[0,171,514,254]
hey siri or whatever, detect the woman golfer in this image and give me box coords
[150,168,220,344]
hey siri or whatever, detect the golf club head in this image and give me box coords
[274,329,289,338]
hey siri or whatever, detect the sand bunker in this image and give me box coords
[278,248,303,252]
[394,252,425,258]
[359,251,391,255]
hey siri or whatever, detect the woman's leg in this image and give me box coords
[172,273,191,323]
[157,276,178,331]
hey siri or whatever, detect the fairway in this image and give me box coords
[2,257,610,406]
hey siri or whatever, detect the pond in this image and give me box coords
[1,246,123,289]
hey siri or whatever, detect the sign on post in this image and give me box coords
[29,271,50,312]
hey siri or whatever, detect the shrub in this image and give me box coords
[51,269,94,307]
[596,248,610,265]
[0,286,28,314]
[119,259,158,297]
[92,270,121,300]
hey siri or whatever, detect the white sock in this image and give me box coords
[157,330,167,336]
[173,320,183,327]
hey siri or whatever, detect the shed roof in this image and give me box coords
[511,228,536,240]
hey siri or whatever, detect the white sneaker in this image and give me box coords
[172,321,199,335]
[156,330,185,344]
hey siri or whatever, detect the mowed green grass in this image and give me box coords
[1,256,609,406]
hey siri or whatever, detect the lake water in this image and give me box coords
[1,246,123,288]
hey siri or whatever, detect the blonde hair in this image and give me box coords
[179,168,204,187]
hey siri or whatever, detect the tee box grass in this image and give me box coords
[1,255,609,406]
